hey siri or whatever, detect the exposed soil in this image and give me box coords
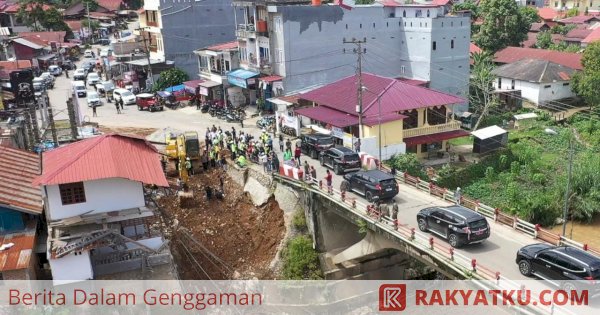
[156,167,285,280]
[98,126,157,137]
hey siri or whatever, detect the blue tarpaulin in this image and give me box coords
[157,91,172,98]
[227,69,259,89]
[164,85,185,93]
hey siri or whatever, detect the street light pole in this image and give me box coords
[362,87,383,166]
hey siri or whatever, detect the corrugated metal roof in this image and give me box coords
[0,225,36,272]
[582,27,600,43]
[471,125,507,140]
[494,47,583,70]
[404,130,470,146]
[492,59,575,83]
[558,15,600,25]
[0,146,42,214]
[300,73,464,118]
[295,106,358,128]
[204,41,238,51]
[33,134,169,187]
[12,38,45,50]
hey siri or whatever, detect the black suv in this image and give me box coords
[342,170,399,202]
[319,147,361,175]
[516,244,600,290]
[417,205,490,248]
[300,133,334,159]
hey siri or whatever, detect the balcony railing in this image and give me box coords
[236,24,256,38]
[402,120,461,138]
[147,21,159,27]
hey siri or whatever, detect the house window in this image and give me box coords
[563,82,570,86]
[403,10,406,18]
[432,41,437,50]
[544,85,551,88]
[401,65,406,74]
[451,40,454,49]
[225,60,231,72]
[498,78,502,88]
[554,1,558,7]
[274,16,283,33]
[416,10,422,18]
[511,80,515,90]
[427,10,430,17]
[59,182,86,205]
[240,47,247,61]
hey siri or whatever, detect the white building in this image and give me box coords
[231,0,471,113]
[193,41,241,104]
[33,134,173,283]
[492,58,577,106]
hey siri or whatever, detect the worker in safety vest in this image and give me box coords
[185,157,193,176]
[237,155,247,167]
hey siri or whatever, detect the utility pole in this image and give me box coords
[562,135,574,237]
[28,103,40,145]
[66,97,78,140]
[343,38,366,140]
[135,27,154,88]
[222,52,227,107]
[86,2,92,44]
[47,100,59,147]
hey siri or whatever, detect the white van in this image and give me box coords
[72,81,87,98]
[83,50,95,59]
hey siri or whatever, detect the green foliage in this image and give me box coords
[550,24,577,35]
[354,0,375,4]
[469,52,499,129]
[536,31,552,49]
[83,18,100,31]
[566,7,579,17]
[452,0,479,20]
[572,42,600,109]
[153,68,190,92]
[474,0,532,52]
[292,207,307,232]
[356,219,368,235]
[17,1,72,32]
[388,153,427,180]
[281,236,323,280]
[519,6,541,24]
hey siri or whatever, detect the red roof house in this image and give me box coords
[558,15,600,25]
[494,47,582,70]
[538,7,560,21]
[0,146,42,214]
[582,27,600,45]
[33,134,168,187]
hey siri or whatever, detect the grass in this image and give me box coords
[449,136,473,146]
[292,207,307,232]
[280,235,323,280]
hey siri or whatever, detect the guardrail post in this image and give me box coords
[394,219,398,231]
[495,272,500,285]
[443,188,448,201]
[341,191,345,202]
[410,228,415,241]
[415,177,420,188]
[534,224,540,239]
[449,247,454,261]
[475,200,480,212]
[403,172,408,183]
[584,244,589,251]
[428,182,433,195]
[352,200,356,208]
[429,237,434,250]
[494,208,499,222]
[471,259,477,273]
[366,204,372,216]
[513,215,518,229]
[319,180,323,190]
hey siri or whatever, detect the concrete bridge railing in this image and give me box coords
[274,174,578,315]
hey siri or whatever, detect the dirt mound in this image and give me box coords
[157,168,284,280]
[99,126,157,137]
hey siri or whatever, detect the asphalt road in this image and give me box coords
[43,48,538,282]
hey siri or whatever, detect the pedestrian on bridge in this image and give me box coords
[391,200,399,222]
[325,170,333,194]
[310,166,316,181]
[454,187,462,205]
[303,161,310,181]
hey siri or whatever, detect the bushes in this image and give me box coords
[280,236,323,280]
[292,207,307,232]
[388,153,427,180]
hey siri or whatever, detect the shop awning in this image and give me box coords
[267,97,293,107]
[295,106,358,128]
[199,80,221,88]
[37,54,56,61]
[183,79,204,90]
[165,85,185,93]
[403,129,470,146]
[259,75,283,83]
[227,69,259,88]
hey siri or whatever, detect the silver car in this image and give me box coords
[86,91,101,107]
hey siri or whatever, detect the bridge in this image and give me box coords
[273,170,600,315]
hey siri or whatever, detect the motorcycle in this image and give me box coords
[201,103,210,113]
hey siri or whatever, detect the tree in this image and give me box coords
[41,8,70,31]
[572,42,600,109]
[519,6,541,25]
[474,0,531,52]
[16,0,47,31]
[452,0,480,33]
[82,0,98,12]
[469,52,499,130]
[153,68,189,92]
[536,31,552,49]
[566,7,579,17]
[388,154,427,179]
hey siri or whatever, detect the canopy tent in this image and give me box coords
[164,85,185,93]
[227,69,259,88]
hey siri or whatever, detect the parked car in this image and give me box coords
[86,91,101,107]
[136,93,163,112]
[72,81,87,98]
[48,65,62,76]
[96,80,114,96]
[97,38,110,46]
[39,72,54,89]
[342,170,399,202]
[73,69,87,81]
[113,88,136,105]
[33,77,46,100]
[300,133,335,159]
[81,61,95,73]
[319,147,361,175]
[61,60,76,70]
[86,73,100,86]
[83,50,95,58]
[516,244,600,291]
[417,205,491,248]
[99,48,110,57]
